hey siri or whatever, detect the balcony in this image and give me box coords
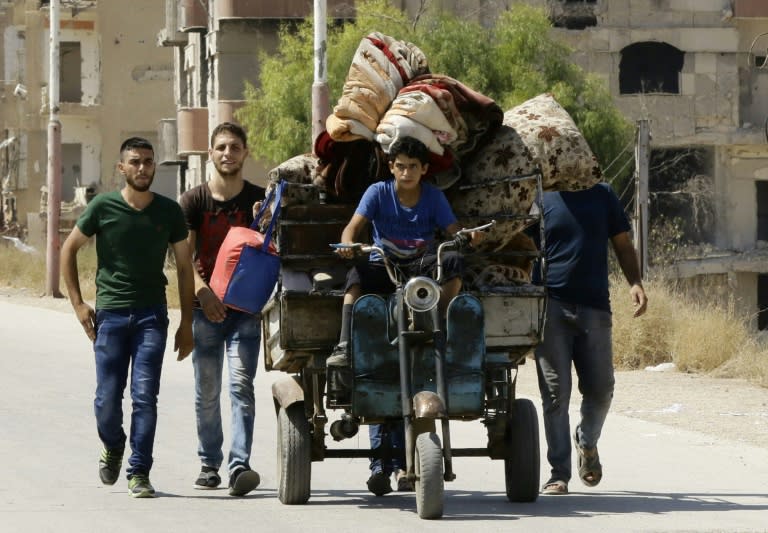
[157,118,183,165]
[177,107,208,156]
[157,0,187,47]
[179,0,207,31]
[217,100,245,124]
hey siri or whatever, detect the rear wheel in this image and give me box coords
[276,402,312,504]
[504,398,540,502]
[414,432,444,519]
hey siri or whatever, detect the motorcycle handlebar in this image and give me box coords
[330,220,495,284]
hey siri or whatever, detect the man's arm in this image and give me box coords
[170,238,195,360]
[336,213,369,259]
[61,227,96,340]
[187,229,227,323]
[611,231,648,318]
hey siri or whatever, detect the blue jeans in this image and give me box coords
[369,421,406,475]
[534,298,615,483]
[192,308,261,474]
[93,306,169,477]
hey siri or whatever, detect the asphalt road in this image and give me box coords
[1,300,767,533]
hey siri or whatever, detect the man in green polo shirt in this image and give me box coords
[61,137,194,498]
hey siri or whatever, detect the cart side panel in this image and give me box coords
[263,291,344,372]
[478,289,545,350]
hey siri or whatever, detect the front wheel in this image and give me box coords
[504,398,540,502]
[415,432,444,519]
[276,402,312,504]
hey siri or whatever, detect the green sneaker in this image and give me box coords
[127,473,156,498]
[98,447,124,485]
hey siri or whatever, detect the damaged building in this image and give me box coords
[0,0,177,246]
[534,0,768,328]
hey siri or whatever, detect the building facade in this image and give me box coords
[0,0,176,246]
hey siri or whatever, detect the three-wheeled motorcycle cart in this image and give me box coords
[262,174,546,519]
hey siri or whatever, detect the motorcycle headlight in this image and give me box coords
[403,276,441,313]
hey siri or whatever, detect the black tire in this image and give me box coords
[276,403,311,504]
[504,398,540,502]
[415,432,444,519]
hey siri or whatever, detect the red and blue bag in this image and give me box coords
[209,180,285,314]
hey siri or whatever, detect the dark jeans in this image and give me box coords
[369,420,406,475]
[93,306,169,477]
[534,298,615,482]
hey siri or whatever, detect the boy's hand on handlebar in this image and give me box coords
[451,220,493,251]
[452,230,485,251]
[469,230,485,247]
[331,242,360,259]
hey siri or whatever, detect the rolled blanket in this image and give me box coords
[376,113,446,155]
[327,33,429,142]
[408,74,503,158]
[400,83,468,149]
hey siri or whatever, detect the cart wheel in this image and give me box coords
[504,398,540,502]
[276,402,311,504]
[415,432,444,519]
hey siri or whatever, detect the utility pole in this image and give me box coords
[311,0,329,147]
[45,0,63,297]
[634,119,650,278]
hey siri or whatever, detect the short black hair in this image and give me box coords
[120,137,153,158]
[210,122,248,149]
[387,137,430,165]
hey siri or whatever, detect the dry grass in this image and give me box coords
[611,273,768,388]
[0,240,180,307]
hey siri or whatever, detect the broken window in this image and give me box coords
[648,147,715,266]
[757,181,768,241]
[758,275,768,330]
[60,41,82,103]
[619,42,684,94]
[61,143,82,203]
[549,0,598,29]
[3,27,26,85]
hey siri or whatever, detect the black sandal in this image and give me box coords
[574,430,602,487]
[194,468,221,490]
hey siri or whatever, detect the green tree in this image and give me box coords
[237,0,633,182]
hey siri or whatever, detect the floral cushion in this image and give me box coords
[447,93,602,252]
[503,93,602,191]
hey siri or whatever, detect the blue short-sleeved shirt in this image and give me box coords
[356,180,457,260]
[536,182,631,312]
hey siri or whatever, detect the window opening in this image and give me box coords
[60,41,82,103]
[620,42,684,94]
[61,143,82,203]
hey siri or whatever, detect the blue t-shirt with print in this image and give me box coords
[535,182,631,312]
[356,179,457,260]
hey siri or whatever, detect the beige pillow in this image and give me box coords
[502,92,602,191]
